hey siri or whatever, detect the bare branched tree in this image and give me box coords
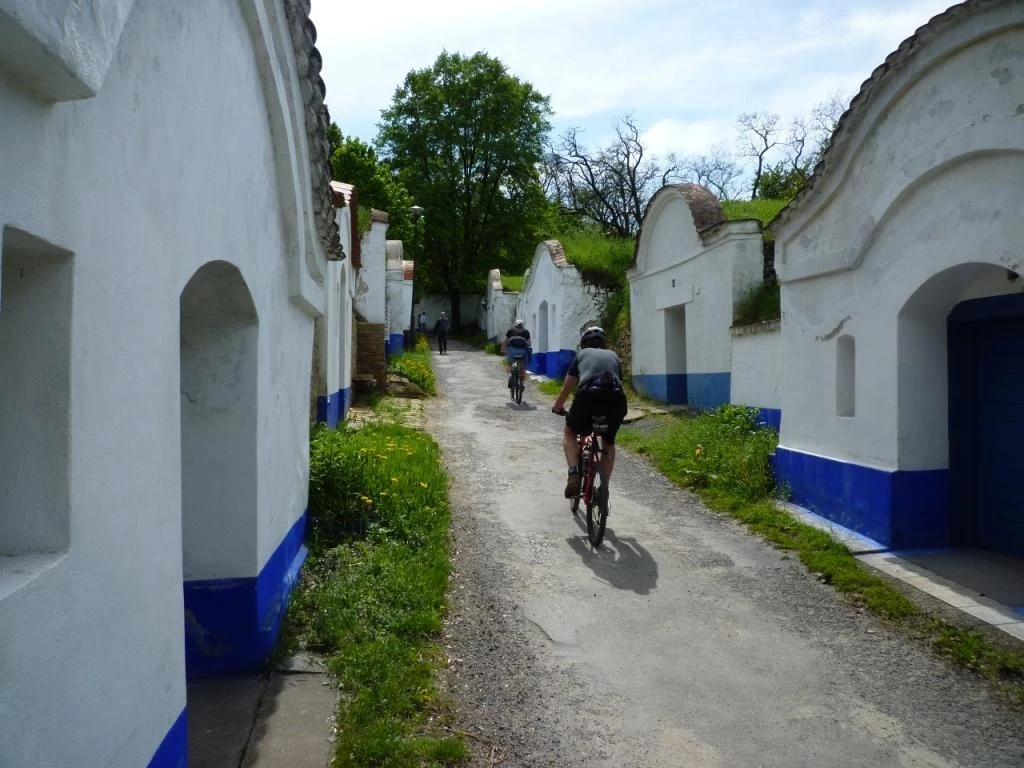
[786,117,809,173]
[683,144,744,199]
[737,111,781,198]
[810,90,849,160]
[545,114,681,236]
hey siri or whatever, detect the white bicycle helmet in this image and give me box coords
[580,326,606,348]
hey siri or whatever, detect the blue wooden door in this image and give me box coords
[971,318,1024,558]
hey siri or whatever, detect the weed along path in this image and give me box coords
[425,341,1024,768]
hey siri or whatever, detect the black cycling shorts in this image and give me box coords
[566,388,628,445]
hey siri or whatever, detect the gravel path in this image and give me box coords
[425,342,1024,768]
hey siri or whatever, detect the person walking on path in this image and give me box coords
[433,311,450,355]
[418,310,427,334]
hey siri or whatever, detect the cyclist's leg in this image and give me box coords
[599,390,629,481]
[564,394,592,465]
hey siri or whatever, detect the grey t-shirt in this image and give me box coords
[568,347,622,388]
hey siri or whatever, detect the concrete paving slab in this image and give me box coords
[242,673,337,768]
[777,501,887,554]
[187,656,337,768]
[892,548,1024,609]
[187,676,265,768]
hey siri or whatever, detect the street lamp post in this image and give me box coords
[409,205,425,345]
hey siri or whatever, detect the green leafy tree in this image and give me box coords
[329,129,414,243]
[377,51,552,327]
[757,161,810,201]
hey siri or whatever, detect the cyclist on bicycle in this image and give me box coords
[501,319,532,392]
[552,326,628,498]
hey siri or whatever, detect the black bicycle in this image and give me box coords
[509,358,525,404]
[554,408,609,546]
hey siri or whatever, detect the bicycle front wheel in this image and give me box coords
[586,466,608,546]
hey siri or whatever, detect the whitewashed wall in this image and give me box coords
[0,0,327,765]
[415,294,482,328]
[628,185,762,407]
[386,241,414,354]
[339,208,355,416]
[315,201,355,427]
[776,5,1024,469]
[517,240,604,378]
[730,322,782,429]
[772,0,1024,549]
[355,217,388,325]
[483,268,520,340]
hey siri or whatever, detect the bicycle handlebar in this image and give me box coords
[551,406,567,416]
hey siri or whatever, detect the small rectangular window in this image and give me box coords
[836,334,855,417]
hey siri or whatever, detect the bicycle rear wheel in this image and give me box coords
[586,465,608,547]
[570,453,583,515]
[514,365,524,404]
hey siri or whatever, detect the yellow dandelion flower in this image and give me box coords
[419,482,428,488]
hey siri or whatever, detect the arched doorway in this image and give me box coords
[180,261,259,677]
[898,262,1023,556]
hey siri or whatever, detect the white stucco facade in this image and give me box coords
[0,1,336,765]
[628,184,763,408]
[385,240,415,355]
[315,182,357,427]
[483,268,520,341]
[415,293,483,330]
[730,322,782,429]
[355,212,388,325]
[517,240,605,378]
[772,0,1024,553]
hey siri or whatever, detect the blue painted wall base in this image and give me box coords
[183,511,308,678]
[386,333,405,357]
[546,349,576,379]
[754,407,782,431]
[316,388,353,428]
[773,447,950,548]
[687,373,731,410]
[340,386,352,422]
[527,351,546,375]
[633,373,686,404]
[316,390,341,428]
[631,372,730,409]
[148,709,187,768]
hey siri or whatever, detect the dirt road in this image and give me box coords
[426,342,1024,768]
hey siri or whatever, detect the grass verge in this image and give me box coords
[617,405,1024,705]
[721,198,788,226]
[285,423,468,766]
[501,274,524,292]
[389,336,438,395]
[536,378,563,397]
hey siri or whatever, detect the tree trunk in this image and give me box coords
[449,289,462,329]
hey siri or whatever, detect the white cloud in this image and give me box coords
[310,0,958,160]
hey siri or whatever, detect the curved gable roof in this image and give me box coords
[633,183,726,273]
[772,0,1013,233]
[284,0,342,260]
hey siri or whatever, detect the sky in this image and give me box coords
[310,0,956,163]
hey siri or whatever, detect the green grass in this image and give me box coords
[388,337,437,395]
[721,198,788,226]
[557,231,635,291]
[501,274,524,292]
[536,378,563,396]
[287,423,468,766]
[618,406,1024,700]
[733,280,781,326]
